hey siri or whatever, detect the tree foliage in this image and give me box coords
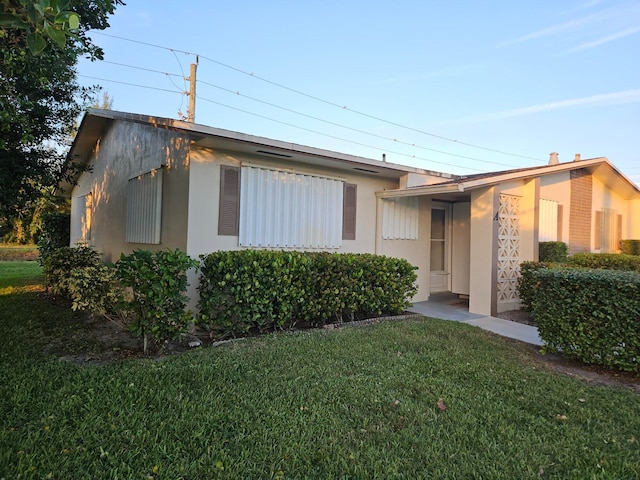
[0,0,124,223]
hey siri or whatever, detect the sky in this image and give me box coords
[76,0,640,184]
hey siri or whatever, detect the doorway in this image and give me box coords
[430,203,450,293]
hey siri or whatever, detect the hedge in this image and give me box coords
[198,250,418,336]
[37,212,71,265]
[621,240,640,256]
[43,245,102,297]
[538,241,568,263]
[567,252,640,271]
[531,268,640,371]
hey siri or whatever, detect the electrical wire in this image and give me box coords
[92,32,543,163]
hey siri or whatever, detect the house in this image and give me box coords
[62,109,640,316]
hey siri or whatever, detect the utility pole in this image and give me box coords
[187,57,198,122]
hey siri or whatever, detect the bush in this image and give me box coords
[538,241,568,263]
[532,268,640,372]
[621,240,640,256]
[117,249,198,353]
[67,264,129,325]
[517,261,547,313]
[567,252,640,271]
[43,245,102,297]
[37,212,70,265]
[198,250,418,336]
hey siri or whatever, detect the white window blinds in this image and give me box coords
[382,197,419,240]
[126,168,163,244]
[239,166,343,248]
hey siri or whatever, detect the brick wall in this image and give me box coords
[568,169,592,254]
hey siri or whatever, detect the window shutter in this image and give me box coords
[617,214,622,252]
[557,204,563,242]
[594,210,602,250]
[218,165,240,236]
[342,183,357,240]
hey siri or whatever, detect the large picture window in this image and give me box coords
[239,166,343,248]
[126,168,163,244]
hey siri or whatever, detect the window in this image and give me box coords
[73,193,92,242]
[239,166,344,248]
[382,197,419,240]
[595,208,621,253]
[126,168,163,244]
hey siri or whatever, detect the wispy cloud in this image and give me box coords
[499,13,602,47]
[452,90,640,123]
[565,26,640,53]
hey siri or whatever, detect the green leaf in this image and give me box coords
[45,23,66,48]
[26,32,47,54]
[0,13,30,29]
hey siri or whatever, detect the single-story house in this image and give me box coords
[62,108,640,316]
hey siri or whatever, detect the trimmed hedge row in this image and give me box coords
[538,241,568,263]
[532,268,640,372]
[567,252,640,271]
[621,240,640,256]
[198,250,418,335]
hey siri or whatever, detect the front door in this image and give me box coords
[430,203,450,293]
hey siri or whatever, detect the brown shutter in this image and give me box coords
[218,165,240,236]
[342,183,357,240]
[594,210,602,250]
[617,214,622,252]
[557,204,563,242]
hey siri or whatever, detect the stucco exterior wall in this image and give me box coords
[469,186,495,316]
[70,119,189,262]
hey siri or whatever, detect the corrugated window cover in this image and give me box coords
[539,199,558,242]
[239,166,343,248]
[126,168,163,244]
[218,165,240,235]
[382,197,419,240]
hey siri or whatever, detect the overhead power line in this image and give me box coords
[92,32,543,164]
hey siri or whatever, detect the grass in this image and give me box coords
[1,262,639,478]
[0,243,39,262]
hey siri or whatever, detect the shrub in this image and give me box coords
[538,241,568,263]
[567,252,640,271]
[117,249,198,353]
[532,268,640,372]
[516,261,547,313]
[67,264,129,326]
[198,250,418,336]
[621,240,640,256]
[43,245,102,297]
[37,212,70,265]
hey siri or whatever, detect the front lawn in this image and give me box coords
[1,262,638,478]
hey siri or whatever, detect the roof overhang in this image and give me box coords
[377,157,640,201]
[60,109,452,195]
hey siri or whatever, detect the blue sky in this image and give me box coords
[76,0,640,184]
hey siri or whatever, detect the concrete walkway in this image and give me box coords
[409,294,543,346]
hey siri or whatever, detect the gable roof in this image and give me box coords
[378,157,640,201]
[61,108,453,194]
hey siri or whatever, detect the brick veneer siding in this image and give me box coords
[568,169,592,254]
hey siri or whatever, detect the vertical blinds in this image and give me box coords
[239,166,343,248]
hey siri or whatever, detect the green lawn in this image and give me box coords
[1,262,639,479]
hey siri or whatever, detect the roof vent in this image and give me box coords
[574,153,581,162]
[549,152,559,165]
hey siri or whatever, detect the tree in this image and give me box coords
[0,0,124,228]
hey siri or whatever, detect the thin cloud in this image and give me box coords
[455,90,640,123]
[499,13,601,47]
[565,26,640,53]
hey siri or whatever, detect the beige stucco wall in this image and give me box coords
[375,196,431,303]
[630,199,640,239]
[468,186,495,315]
[592,176,629,249]
[70,119,190,262]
